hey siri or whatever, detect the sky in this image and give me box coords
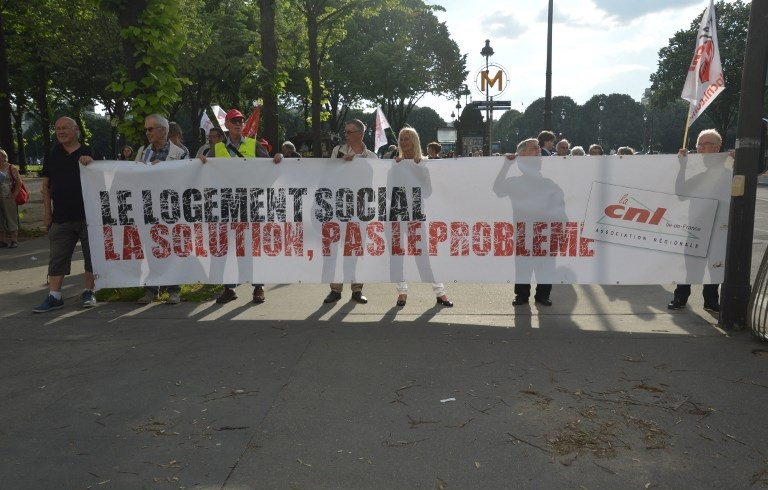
[419,0,737,122]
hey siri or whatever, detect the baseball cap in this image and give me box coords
[225,109,244,121]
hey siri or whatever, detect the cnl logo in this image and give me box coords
[604,194,667,225]
[474,63,509,97]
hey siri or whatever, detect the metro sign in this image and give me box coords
[474,63,509,97]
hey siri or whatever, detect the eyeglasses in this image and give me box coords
[697,141,718,148]
[228,119,244,125]
[144,126,161,133]
[345,129,360,134]
[54,126,76,131]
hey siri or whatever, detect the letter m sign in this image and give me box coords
[480,70,504,92]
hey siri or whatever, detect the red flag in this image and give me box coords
[681,0,725,126]
[243,106,261,138]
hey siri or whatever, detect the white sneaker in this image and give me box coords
[166,292,181,304]
[137,292,156,304]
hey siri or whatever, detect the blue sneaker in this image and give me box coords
[32,294,65,313]
[81,290,97,308]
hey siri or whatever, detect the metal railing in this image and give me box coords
[749,244,768,340]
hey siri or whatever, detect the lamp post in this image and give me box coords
[481,39,494,156]
[460,84,471,106]
[455,100,462,155]
[560,108,566,138]
[544,0,553,131]
[648,111,654,154]
[643,112,648,153]
[598,98,605,146]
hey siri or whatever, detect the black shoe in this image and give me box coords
[512,296,528,306]
[351,291,368,304]
[534,296,552,306]
[704,302,720,313]
[667,297,687,310]
[436,296,453,307]
[324,290,342,303]
[252,286,266,304]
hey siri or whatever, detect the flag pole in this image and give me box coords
[682,105,693,150]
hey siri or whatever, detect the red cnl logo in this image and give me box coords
[604,204,667,225]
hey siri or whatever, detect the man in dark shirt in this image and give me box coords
[33,116,98,313]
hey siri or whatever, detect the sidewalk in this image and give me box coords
[2,233,768,489]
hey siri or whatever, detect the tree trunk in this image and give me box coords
[116,0,148,87]
[11,95,24,170]
[308,16,322,157]
[260,0,279,153]
[0,11,16,162]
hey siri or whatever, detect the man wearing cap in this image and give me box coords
[205,108,283,304]
[323,119,377,305]
[212,109,278,160]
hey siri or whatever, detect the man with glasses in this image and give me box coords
[323,119,378,305]
[33,117,99,313]
[667,128,723,314]
[135,114,187,305]
[136,114,186,164]
[203,108,283,304]
[555,139,570,156]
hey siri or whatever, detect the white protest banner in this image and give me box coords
[582,182,719,257]
[80,154,732,288]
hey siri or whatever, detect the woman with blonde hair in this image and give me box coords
[392,127,453,308]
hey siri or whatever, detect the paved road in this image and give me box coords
[1,179,767,489]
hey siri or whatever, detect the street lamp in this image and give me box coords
[598,98,605,146]
[481,39,494,156]
[643,112,648,153]
[560,108,566,138]
[455,100,462,155]
[648,111,654,154]
[460,84,470,106]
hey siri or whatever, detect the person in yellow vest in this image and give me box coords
[202,108,283,304]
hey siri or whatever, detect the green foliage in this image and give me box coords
[107,0,189,142]
[330,0,467,131]
[649,0,751,138]
[493,109,523,153]
[95,284,223,302]
[404,106,446,149]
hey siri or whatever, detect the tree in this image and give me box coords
[493,109,522,153]
[289,0,383,156]
[404,106,445,151]
[173,0,263,152]
[0,3,14,162]
[334,0,467,132]
[102,0,188,143]
[649,0,751,139]
[259,0,280,152]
